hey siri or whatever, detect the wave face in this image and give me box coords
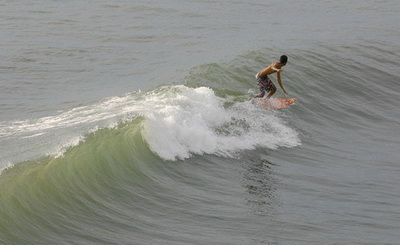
[0,65,301,244]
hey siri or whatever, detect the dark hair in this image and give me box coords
[280,55,288,64]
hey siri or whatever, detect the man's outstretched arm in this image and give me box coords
[276,72,288,95]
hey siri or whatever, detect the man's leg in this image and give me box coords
[266,86,276,99]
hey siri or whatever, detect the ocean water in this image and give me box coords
[1,0,400,244]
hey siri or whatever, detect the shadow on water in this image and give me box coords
[241,152,280,217]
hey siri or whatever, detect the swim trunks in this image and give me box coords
[256,73,276,97]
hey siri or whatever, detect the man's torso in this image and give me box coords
[258,62,279,78]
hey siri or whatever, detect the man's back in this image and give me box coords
[258,62,281,78]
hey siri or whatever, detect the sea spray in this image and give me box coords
[141,86,300,160]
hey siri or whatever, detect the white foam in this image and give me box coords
[0,92,145,167]
[141,86,300,160]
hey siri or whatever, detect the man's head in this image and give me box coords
[280,55,288,65]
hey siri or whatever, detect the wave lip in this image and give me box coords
[0,85,300,170]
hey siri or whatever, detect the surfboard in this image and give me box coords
[252,97,297,110]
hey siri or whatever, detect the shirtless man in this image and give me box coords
[255,55,288,99]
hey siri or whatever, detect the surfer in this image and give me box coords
[254,55,288,99]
